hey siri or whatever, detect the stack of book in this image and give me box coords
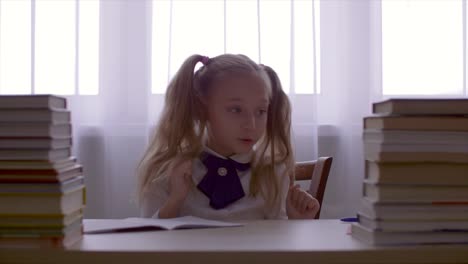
[352,98,468,246]
[0,95,85,248]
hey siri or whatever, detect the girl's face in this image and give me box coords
[205,73,270,157]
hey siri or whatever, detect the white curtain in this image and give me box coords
[314,0,382,218]
[68,0,382,219]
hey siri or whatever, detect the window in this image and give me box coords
[382,0,465,96]
[151,0,321,94]
[0,0,100,95]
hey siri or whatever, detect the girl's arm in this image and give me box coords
[158,159,193,218]
[158,195,187,218]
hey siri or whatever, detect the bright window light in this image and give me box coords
[79,0,100,95]
[0,0,99,96]
[259,0,291,93]
[152,0,224,93]
[225,0,259,61]
[35,0,76,95]
[382,0,463,95]
[0,0,31,94]
[152,0,321,95]
[152,0,171,94]
[294,0,319,94]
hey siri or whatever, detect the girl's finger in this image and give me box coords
[300,193,310,213]
[291,187,300,205]
[309,199,320,212]
[307,199,320,217]
[287,185,296,199]
[296,190,305,212]
[287,186,293,203]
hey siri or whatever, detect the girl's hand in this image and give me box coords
[168,157,193,202]
[286,184,320,219]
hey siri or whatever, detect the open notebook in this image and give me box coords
[84,216,243,234]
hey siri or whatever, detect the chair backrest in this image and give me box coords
[294,157,333,219]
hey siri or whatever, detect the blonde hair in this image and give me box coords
[136,54,294,212]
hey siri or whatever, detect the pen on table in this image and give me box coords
[340,217,358,223]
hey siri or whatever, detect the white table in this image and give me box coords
[1,219,467,264]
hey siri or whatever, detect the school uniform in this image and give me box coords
[140,147,289,221]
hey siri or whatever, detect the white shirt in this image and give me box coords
[140,147,289,221]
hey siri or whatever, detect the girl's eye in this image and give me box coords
[228,107,241,113]
[257,109,267,116]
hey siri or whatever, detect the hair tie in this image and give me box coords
[200,56,210,65]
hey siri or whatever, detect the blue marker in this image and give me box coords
[340,217,358,223]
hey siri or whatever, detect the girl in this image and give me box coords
[137,54,320,220]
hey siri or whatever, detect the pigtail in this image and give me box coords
[263,65,294,175]
[251,65,295,213]
[136,55,207,205]
[161,54,207,153]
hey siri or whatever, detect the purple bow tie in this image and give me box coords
[197,152,250,209]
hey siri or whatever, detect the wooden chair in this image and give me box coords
[294,157,333,219]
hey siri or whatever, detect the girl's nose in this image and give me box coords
[241,112,256,130]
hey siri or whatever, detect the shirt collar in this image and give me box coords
[203,146,253,164]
